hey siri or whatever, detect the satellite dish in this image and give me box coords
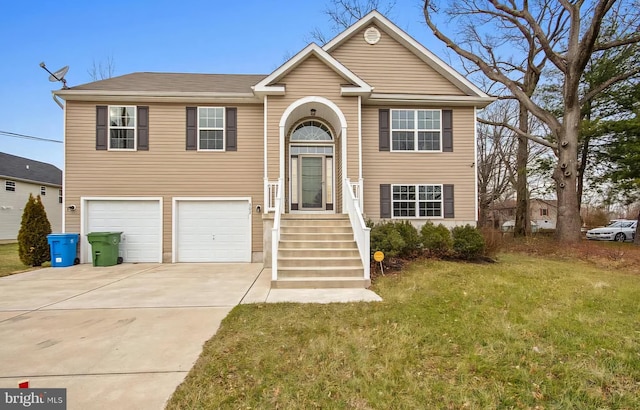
[39,62,69,89]
[49,66,69,82]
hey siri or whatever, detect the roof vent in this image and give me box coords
[364,26,381,45]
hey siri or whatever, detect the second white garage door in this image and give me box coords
[174,199,251,262]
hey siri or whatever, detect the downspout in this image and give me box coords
[357,96,363,211]
[474,107,479,225]
[52,93,64,110]
[263,96,268,213]
[61,98,66,234]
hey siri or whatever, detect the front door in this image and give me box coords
[300,155,324,210]
[290,152,334,211]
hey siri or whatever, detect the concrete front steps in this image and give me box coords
[272,214,370,289]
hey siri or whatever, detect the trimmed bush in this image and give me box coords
[452,225,485,260]
[370,222,406,259]
[420,221,452,257]
[394,220,421,256]
[18,194,52,266]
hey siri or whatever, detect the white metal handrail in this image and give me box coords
[344,178,370,281]
[271,178,283,281]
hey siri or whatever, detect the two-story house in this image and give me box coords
[0,152,62,241]
[53,11,493,288]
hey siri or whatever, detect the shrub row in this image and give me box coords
[369,220,486,262]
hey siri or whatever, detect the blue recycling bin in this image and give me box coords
[47,233,80,267]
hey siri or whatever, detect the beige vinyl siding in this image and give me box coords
[64,101,264,261]
[362,106,476,222]
[330,24,465,96]
[265,55,360,212]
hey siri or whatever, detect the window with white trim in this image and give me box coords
[198,107,225,150]
[109,106,136,150]
[5,181,15,192]
[58,188,63,204]
[40,186,46,196]
[392,184,443,217]
[391,109,441,151]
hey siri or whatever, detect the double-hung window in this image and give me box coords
[392,184,443,217]
[198,107,225,150]
[109,106,136,150]
[40,186,46,196]
[5,181,15,192]
[58,188,63,204]
[391,109,441,151]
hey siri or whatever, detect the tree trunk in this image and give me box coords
[554,107,583,243]
[634,212,640,246]
[478,185,490,227]
[514,103,529,237]
[577,135,589,210]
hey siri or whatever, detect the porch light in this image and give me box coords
[310,108,316,116]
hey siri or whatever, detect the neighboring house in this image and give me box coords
[530,199,557,229]
[0,152,62,241]
[53,12,493,287]
[490,198,558,230]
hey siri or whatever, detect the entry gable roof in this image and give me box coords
[324,10,492,101]
[252,43,372,97]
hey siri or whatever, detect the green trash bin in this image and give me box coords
[87,232,123,267]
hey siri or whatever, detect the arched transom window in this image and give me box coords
[291,120,333,141]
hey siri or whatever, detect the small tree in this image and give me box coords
[18,194,52,266]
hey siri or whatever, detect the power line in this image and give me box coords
[0,130,63,144]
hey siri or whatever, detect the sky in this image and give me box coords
[0,0,450,170]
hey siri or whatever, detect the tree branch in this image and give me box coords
[423,1,563,137]
[490,0,569,72]
[478,117,558,150]
[594,34,640,51]
[580,65,640,105]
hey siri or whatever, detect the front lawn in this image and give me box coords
[167,253,640,409]
[0,243,30,277]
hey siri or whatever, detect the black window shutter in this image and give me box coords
[96,106,108,150]
[442,110,453,152]
[379,109,390,151]
[186,107,197,150]
[443,184,454,218]
[226,107,237,151]
[137,106,149,151]
[380,184,391,218]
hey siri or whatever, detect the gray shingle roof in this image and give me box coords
[69,72,268,93]
[0,152,62,186]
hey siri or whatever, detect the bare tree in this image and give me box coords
[477,100,518,227]
[424,0,640,242]
[88,55,116,81]
[310,0,396,44]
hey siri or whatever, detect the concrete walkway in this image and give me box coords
[0,264,380,409]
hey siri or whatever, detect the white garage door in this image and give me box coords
[175,199,251,262]
[85,199,162,263]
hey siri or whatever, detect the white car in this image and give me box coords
[586,220,637,242]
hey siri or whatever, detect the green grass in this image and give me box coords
[0,243,31,277]
[167,254,640,409]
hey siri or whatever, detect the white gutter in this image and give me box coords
[53,90,261,104]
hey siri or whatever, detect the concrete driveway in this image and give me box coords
[0,263,266,409]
